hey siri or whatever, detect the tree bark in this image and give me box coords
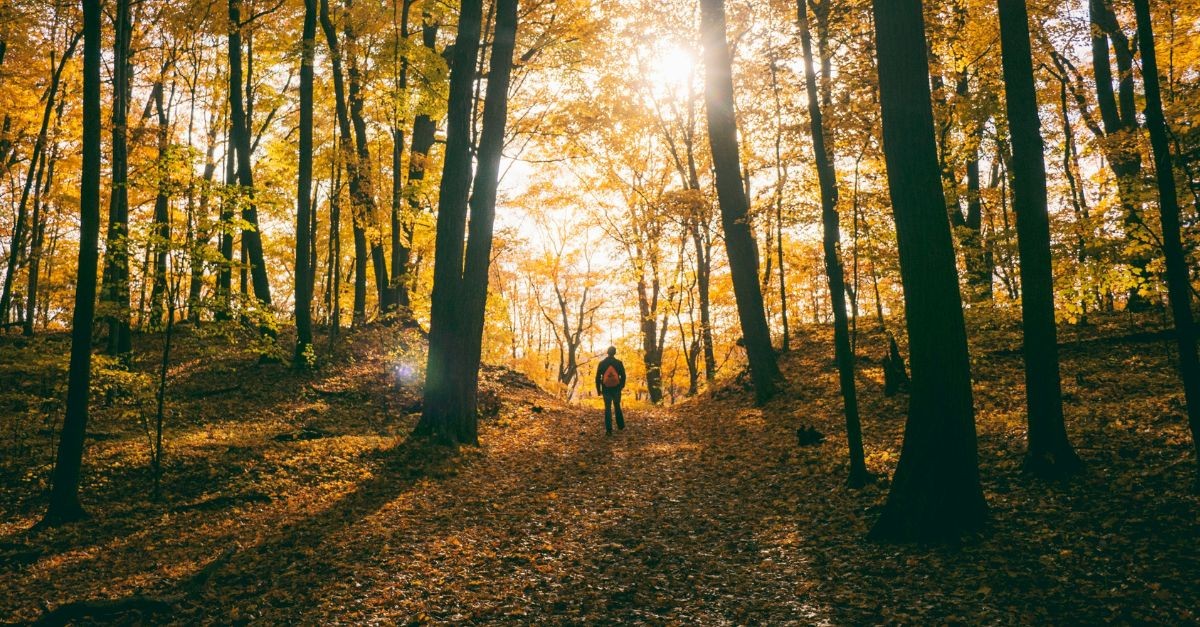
[998,0,1081,478]
[1133,0,1200,489]
[868,0,986,542]
[798,0,869,487]
[295,0,318,367]
[699,0,780,405]
[43,0,101,526]
[228,0,272,310]
[417,0,517,445]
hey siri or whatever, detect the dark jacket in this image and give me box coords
[595,356,626,394]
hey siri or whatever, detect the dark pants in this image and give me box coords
[602,388,625,433]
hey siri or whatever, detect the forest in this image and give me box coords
[1,0,1199,622]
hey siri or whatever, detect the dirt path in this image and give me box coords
[171,402,823,624]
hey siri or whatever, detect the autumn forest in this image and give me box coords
[1,0,1199,622]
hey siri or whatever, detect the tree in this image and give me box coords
[416,0,518,445]
[43,0,101,526]
[798,0,870,488]
[698,0,779,405]
[227,0,272,310]
[868,0,986,542]
[1133,0,1200,490]
[997,0,1081,478]
[295,0,318,367]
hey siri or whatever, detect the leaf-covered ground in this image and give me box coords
[1,314,1199,624]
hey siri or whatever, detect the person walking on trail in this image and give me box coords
[595,346,626,435]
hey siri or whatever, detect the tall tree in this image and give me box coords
[100,0,132,351]
[319,0,370,326]
[344,0,392,313]
[295,0,318,366]
[416,0,518,445]
[43,0,101,526]
[1089,0,1150,308]
[798,0,869,488]
[698,0,779,405]
[1133,0,1200,490]
[997,0,1081,477]
[868,0,986,542]
[227,0,272,309]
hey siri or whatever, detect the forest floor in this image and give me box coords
[1,313,1199,624]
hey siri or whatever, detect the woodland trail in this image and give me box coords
[186,401,828,624]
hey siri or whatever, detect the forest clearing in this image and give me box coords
[2,315,1198,624]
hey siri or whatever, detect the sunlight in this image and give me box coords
[643,44,697,93]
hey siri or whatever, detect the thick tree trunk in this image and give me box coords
[699,0,779,405]
[998,0,1081,478]
[417,0,517,445]
[868,0,986,542]
[43,0,101,526]
[228,0,272,309]
[798,0,869,487]
[295,0,318,367]
[1133,0,1200,490]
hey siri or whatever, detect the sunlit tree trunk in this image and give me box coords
[868,0,986,542]
[998,0,1081,478]
[43,0,101,526]
[699,0,779,405]
[1133,0,1200,490]
[798,0,869,487]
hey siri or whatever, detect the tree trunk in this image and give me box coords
[1090,0,1150,308]
[998,0,1081,478]
[344,0,391,314]
[23,141,57,337]
[867,0,986,542]
[417,0,517,445]
[43,0,101,526]
[799,0,869,487]
[228,0,272,309]
[295,0,318,367]
[699,0,779,405]
[148,80,171,329]
[1133,0,1200,490]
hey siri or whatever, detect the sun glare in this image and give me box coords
[644,45,697,92]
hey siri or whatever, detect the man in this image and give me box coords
[594,346,626,435]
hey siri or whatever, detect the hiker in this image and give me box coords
[594,346,626,435]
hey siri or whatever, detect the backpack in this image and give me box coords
[602,364,621,388]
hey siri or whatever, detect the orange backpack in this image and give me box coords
[602,364,621,388]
